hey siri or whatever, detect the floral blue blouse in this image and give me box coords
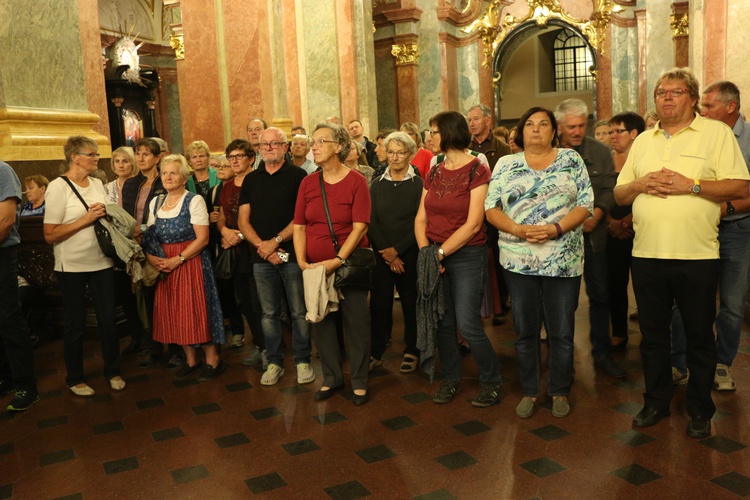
[484,148,593,277]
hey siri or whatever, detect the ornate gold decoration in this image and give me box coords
[169,33,184,60]
[391,43,420,65]
[465,0,623,67]
[670,13,689,37]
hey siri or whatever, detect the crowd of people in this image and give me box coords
[1,67,748,440]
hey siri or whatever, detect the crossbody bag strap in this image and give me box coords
[60,176,89,211]
[318,172,340,251]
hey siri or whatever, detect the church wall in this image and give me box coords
[416,0,443,129]
[457,44,480,115]
[724,0,750,93]
[644,0,673,99]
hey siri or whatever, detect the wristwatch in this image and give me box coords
[238,232,245,241]
[727,201,736,215]
[178,254,185,263]
[275,235,283,243]
[691,179,701,195]
[438,247,445,259]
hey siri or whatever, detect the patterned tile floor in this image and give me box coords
[1,291,750,499]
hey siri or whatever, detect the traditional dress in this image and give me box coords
[143,191,224,346]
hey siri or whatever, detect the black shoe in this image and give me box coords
[433,379,460,404]
[633,406,670,428]
[458,341,471,355]
[121,339,142,356]
[197,361,226,382]
[0,379,13,397]
[7,389,40,412]
[595,357,627,378]
[139,355,159,369]
[165,354,184,369]
[492,314,507,326]
[175,361,203,379]
[471,383,504,408]
[352,391,369,406]
[314,384,344,401]
[687,416,712,438]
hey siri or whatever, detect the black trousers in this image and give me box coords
[113,269,146,342]
[370,247,418,359]
[0,246,36,392]
[56,268,121,386]
[631,257,718,418]
[606,235,633,339]
[235,269,264,350]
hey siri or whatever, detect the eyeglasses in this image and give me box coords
[217,165,232,170]
[228,154,249,160]
[655,88,689,99]
[386,150,408,157]
[609,128,628,135]
[313,139,338,147]
[259,141,286,149]
[429,130,440,135]
[78,152,100,158]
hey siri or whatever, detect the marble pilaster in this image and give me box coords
[725,0,750,92]
[610,22,639,114]
[335,0,358,124]
[175,0,224,151]
[703,0,727,84]
[645,0,675,98]
[78,0,110,141]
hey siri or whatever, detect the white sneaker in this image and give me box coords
[231,334,244,348]
[715,363,737,391]
[260,364,284,386]
[296,363,315,384]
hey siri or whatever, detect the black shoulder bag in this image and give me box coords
[61,176,118,260]
[318,173,375,290]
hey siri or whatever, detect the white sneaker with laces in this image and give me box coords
[231,334,244,348]
[714,363,736,391]
[261,364,284,386]
[296,363,315,384]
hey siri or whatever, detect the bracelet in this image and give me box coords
[335,255,345,263]
[554,223,563,238]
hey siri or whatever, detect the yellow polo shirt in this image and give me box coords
[616,114,750,259]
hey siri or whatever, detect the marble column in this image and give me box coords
[596,27,613,120]
[636,9,648,116]
[392,35,421,126]
[0,0,109,174]
[703,0,726,84]
[174,0,225,151]
[671,2,689,69]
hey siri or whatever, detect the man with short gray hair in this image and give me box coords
[246,118,267,170]
[555,98,625,379]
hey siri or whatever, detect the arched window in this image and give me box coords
[554,29,594,91]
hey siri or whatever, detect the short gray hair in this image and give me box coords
[554,98,589,123]
[704,80,741,112]
[161,154,191,180]
[383,131,417,157]
[468,104,492,118]
[314,122,351,162]
[291,134,312,147]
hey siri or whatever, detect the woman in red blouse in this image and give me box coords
[293,123,372,405]
[415,111,502,408]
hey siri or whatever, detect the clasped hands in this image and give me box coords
[513,224,556,244]
[380,247,405,274]
[636,167,693,198]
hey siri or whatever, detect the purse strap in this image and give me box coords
[318,173,341,251]
[60,176,90,211]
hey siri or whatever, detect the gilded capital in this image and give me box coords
[170,33,185,60]
[111,97,124,107]
[670,13,689,38]
[391,43,420,66]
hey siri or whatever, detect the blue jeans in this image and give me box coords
[436,245,500,385]
[504,270,581,396]
[584,236,611,360]
[253,262,311,367]
[671,217,750,368]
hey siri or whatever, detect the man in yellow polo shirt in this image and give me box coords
[614,67,750,439]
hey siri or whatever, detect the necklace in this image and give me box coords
[163,194,181,210]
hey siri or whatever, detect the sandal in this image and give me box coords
[400,354,419,374]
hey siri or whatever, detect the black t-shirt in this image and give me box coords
[239,161,307,264]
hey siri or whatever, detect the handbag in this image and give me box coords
[213,247,236,280]
[61,176,118,260]
[318,174,375,290]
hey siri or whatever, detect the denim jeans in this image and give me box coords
[436,245,500,385]
[0,246,36,392]
[671,217,750,369]
[583,236,611,360]
[632,258,718,418]
[56,268,121,386]
[504,270,581,397]
[254,262,311,366]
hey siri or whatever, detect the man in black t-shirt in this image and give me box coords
[237,128,314,387]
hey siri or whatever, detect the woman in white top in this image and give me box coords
[142,155,226,381]
[43,136,125,397]
[103,146,136,206]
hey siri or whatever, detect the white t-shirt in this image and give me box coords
[146,191,209,227]
[44,176,114,272]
